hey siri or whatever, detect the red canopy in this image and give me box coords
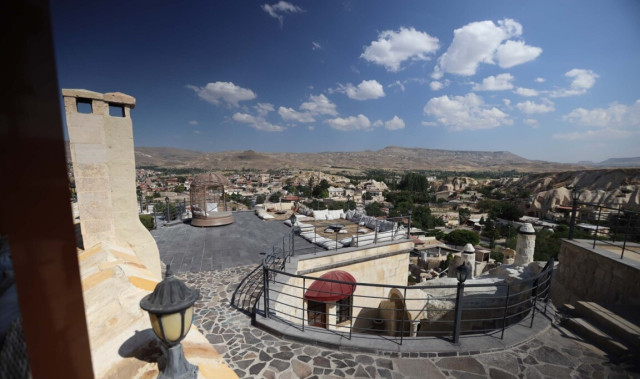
[304,270,357,302]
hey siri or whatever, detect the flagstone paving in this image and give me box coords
[178,265,640,379]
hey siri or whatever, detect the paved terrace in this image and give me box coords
[152,212,639,378]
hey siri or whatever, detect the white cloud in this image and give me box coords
[472,73,514,91]
[373,120,384,127]
[325,114,371,131]
[503,99,511,106]
[552,128,638,141]
[187,82,256,107]
[434,18,541,78]
[261,1,303,27]
[340,79,385,100]
[524,118,539,128]
[308,125,315,130]
[430,81,444,91]
[361,27,439,72]
[299,94,338,116]
[388,80,405,92]
[562,100,640,128]
[535,77,546,83]
[550,69,599,97]
[311,41,322,50]
[495,40,542,69]
[278,106,315,123]
[194,130,201,134]
[255,103,275,117]
[188,120,199,125]
[516,100,555,114]
[384,116,405,130]
[515,87,539,97]
[232,112,285,132]
[423,93,512,131]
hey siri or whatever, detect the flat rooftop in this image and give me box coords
[151,211,316,273]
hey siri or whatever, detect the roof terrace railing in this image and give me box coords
[257,242,554,345]
[568,200,640,259]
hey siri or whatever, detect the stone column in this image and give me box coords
[514,223,536,265]
[63,89,161,279]
[410,320,420,337]
[461,243,476,279]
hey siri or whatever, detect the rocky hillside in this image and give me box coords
[501,169,640,215]
[132,146,592,173]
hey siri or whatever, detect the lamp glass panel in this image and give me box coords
[182,306,194,337]
[160,311,185,343]
[149,313,163,341]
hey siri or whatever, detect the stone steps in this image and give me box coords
[564,317,629,357]
[575,301,640,350]
[562,301,640,358]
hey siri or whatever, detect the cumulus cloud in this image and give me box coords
[187,82,256,107]
[261,1,303,27]
[550,69,599,97]
[524,118,539,128]
[423,93,512,131]
[299,94,338,116]
[495,40,543,69]
[188,120,199,125]
[255,103,275,117]
[278,106,315,123]
[562,100,640,128]
[515,87,539,97]
[384,115,405,130]
[338,80,385,100]
[372,120,384,127]
[516,100,555,114]
[232,112,285,132]
[535,77,546,83]
[503,99,511,106]
[472,73,514,91]
[311,41,322,50]
[430,80,450,91]
[361,27,439,72]
[325,114,371,131]
[433,18,541,78]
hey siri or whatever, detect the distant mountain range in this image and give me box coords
[577,157,640,168]
[130,146,606,172]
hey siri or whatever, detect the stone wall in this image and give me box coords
[552,239,640,308]
[63,89,161,279]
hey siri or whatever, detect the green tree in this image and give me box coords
[365,202,385,217]
[398,173,429,192]
[482,219,500,248]
[444,229,480,246]
[458,208,471,224]
[268,192,282,202]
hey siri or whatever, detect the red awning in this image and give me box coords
[304,270,357,302]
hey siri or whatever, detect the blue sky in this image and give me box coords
[51,0,640,163]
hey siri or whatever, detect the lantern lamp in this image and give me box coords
[140,266,200,379]
[456,263,471,283]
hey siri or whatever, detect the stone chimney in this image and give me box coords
[63,89,161,279]
[514,223,536,265]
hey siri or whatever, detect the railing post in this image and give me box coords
[374,220,379,244]
[263,266,269,319]
[621,212,630,259]
[593,206,602,249]
[568,196,578,239]
[335,229,338,251]
[302,277,306,332]
[452,281,465,343]
[501,285,510,340]
[400,287,407,345]
[530,281,539,328]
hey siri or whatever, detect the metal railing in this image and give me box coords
[568,200,640,259]
[139,198,188,229]
[258,249,553,344]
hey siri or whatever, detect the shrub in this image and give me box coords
[139,214,154,229]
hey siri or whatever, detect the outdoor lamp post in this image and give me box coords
[407,209,413,239]
[140,266,200,379]
[346,194,351,211]
[452,263,471,343]
[568,187,580,240]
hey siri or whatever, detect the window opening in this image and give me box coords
[108,104,125,117]
[336,296,352,324]
[76,99,92,114]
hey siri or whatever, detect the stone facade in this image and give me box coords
[63,89,161,279]
[552,239,640,308]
